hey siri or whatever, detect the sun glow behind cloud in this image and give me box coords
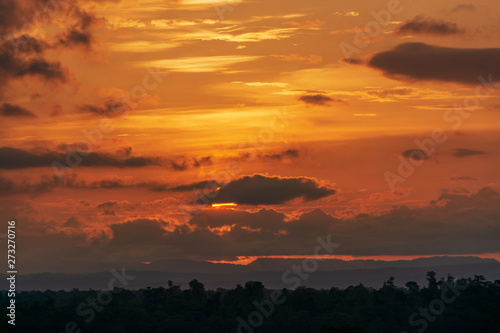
[211,203,238,208]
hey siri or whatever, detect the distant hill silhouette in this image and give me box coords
[4,256,500,291]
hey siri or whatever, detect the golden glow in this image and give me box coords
[208,224,234,236]
[207,253,500,265]
[211,203,238,208]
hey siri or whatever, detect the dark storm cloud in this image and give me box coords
[368,43,500,84]
[401,149,429,161]
[211,174,335,205]
[394,16,465,36]
[0,147,161,169]
[452,148,486,158]
[0,103,37,118]
[298,94,344,106]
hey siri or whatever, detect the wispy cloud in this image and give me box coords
[144,55,261,72]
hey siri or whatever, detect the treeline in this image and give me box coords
[3,273,500,333]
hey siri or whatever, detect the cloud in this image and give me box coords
[169,180,216,192]
[116,146,133,157]
[401,149,429,161]
[109,218,169,247]
[91,179,124,189]
[394,16,465,36]
[193,156,213,168]
[170,160,188,171]
[4,187,500,272]
[450,4,475,13]
[146,55,260,73]
[55,6,101,50]
[0,103,37,118]
[77,100,131,118]
[50,104,63,117]
[452,148,486,158]
[169,156,213,171]
[0,145,215,173]
[449,176,478,181]
[63,216,82,229]
[56,29,93,48]
[99,187,500,258]
[0,0,101,104]
[0,174,84,196]
[286,19,325,30]
[298,94,345,106]
[0,36,67,84]
[0,0,37,34]
[368,43,500,84]
[333,10,359,17]
[0,147,162,169]
[97,200,119,209]
[210,174,335,205]
[339,57,364,65]
[272,54,323,64]
[261,149,300,160]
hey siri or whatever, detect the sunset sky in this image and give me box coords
[1,0,500,273]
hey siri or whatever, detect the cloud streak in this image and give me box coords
[394,16,465,36]
[0,103,37,118]
[298,94,345,106]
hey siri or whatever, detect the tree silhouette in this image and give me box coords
[405,281,419,292]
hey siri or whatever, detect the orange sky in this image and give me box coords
[1,0,500,273]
